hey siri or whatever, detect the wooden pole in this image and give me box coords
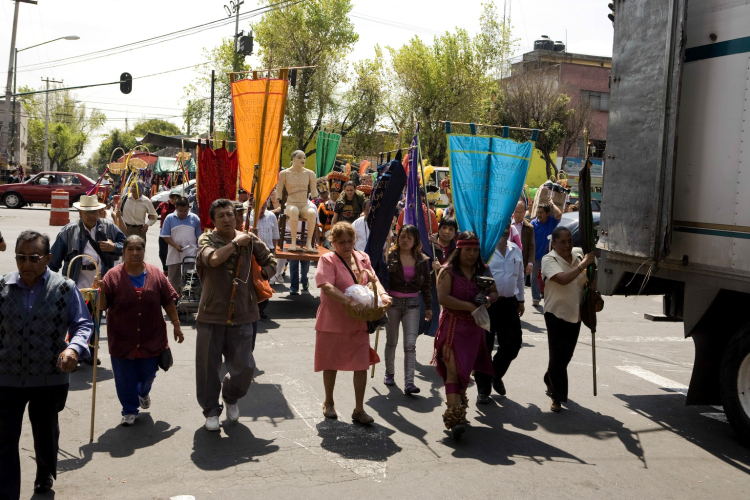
[370,326,380,378]
[89,287,101,443]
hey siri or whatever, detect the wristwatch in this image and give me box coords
[231,240,239,251]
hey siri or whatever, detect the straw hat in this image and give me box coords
[73,195,106,211]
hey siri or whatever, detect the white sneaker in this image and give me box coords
[139,394,151,409]
[121,414,138,426]
[224,399,240,422]
[204,415,220,431]
[532,300,540,306]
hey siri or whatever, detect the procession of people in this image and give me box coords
[0,151,600,498]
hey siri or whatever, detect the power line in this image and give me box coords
[349,12,442,36]
[14,0,306,74]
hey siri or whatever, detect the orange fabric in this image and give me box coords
[231,77,289,227]
[252,256,274,302]
[397,203,439,234]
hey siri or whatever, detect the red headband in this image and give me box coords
[456,239,479,249]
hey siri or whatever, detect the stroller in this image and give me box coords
[175,256,201,321]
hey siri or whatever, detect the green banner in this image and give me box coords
[315,130,341,177]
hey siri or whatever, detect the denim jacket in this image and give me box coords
[386,250,432,310]
[50,219,126,282]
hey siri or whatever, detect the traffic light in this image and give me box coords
[120,72,132,94]
[238,34,254,56]
[608,2,615,25]
[290,68,298,88]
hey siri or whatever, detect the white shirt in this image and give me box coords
[122,195,157,225]
[77,225,101,289]
[541,248,587,323]
[352,215,369,252]
[488,241,525,302]
[249,209,280,250]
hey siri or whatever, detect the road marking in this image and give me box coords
[269,373,388,482]
[615,365,726,422]
[524,335,689,343]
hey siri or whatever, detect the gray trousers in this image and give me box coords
[195,321,256,418]
[125,224,147,244]
[531,258,543,301]
[167,262,193,296]
[384,296,421,384]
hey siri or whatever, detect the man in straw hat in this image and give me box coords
[0,230,94,497]
[120,182,158,244]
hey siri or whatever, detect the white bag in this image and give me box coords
[471,306,491,330]
[344,284,384,307]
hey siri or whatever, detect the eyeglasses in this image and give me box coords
[15,254,43,263]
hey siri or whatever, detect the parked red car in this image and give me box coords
[0,172,101,209]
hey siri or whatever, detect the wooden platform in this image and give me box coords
[275,243,329,261]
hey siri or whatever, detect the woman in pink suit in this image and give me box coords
[315,222,392,425]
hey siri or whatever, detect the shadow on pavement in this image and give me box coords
[237,379,295,427]
[191,423,279,471]
[614,393,750,474]
[316,419,401,462]
[57,413,180,473]
[520,320,545,334]
[68,365,114,392]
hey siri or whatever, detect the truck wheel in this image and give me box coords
[4,192,23,209]
[720,324,750,446]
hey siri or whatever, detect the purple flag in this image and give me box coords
[403,125,433,259]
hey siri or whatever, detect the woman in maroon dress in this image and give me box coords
[433,231,498,439]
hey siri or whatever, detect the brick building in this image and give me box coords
[511,46,612,196]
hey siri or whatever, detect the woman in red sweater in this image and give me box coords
[94,235,184,426]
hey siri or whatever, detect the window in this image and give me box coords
[581,90,610,111]
[577,138,606,158]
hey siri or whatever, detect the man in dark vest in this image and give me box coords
[0,231,93,498]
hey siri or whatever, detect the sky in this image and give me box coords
[0,0,614,163]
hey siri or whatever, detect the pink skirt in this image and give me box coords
[315,330,380,372]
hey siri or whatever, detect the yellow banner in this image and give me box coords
[231,77,289,226]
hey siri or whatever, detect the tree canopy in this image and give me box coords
[19,85,105,171]
[91,118,182,172]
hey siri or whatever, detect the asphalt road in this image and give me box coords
[2,206,749,499]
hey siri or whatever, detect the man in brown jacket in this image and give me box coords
[512,200,535,276]
[195,199,277,432]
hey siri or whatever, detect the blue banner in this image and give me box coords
[448,134,535,262]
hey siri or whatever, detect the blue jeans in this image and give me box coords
[111,356,159,416]
[290,259,310,293]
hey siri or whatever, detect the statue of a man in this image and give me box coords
[277,150,318,252]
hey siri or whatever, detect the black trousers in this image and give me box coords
[543,312,581,402]
[476,297,523,396]
[258,299,269,314]
[0,384,69,500]
[158,237,169,272]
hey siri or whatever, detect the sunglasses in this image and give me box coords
[15,254,43,263]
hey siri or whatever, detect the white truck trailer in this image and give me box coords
[599,0,750,444]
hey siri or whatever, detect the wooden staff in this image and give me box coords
[66,255,101,442]
[371,326,381,378]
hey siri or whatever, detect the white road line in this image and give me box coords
[615,365,726,422]
[523,335,689,343]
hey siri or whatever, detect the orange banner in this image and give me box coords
[231,77,289,226]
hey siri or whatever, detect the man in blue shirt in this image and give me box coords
[160,196,203,294]
[530,199,562,306]
[0,230,93,497]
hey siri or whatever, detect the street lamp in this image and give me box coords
[11,35,79,169]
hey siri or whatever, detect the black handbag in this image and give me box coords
[158,348,173,371]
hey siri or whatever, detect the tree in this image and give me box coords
[183,99,208,136]
[184,38,250,144]
[18,85,106,171]
[252,0,358,154]
[497,71,572,178]
[91,118,183,172]
[386,1,517,166]
[558,99,596,171]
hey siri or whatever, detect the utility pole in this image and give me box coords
[42,77,63,171]
[2,1,37,166]
[209,70,215,141]
[186,100,192,135]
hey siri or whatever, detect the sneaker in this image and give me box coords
[492,377,506,396]
[533,300,540,307]
[383,374,395,386]
[290,290,299,296]
[204,416,220,431]
[139,394,151,409]
[302,284,309,292]
[121,414,138,426]
[476,394,491,405]
[404,383,421,395]
[224,398,240,422]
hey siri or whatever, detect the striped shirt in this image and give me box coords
[249,210,279,250]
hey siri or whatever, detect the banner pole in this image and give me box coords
[416,131,436,257]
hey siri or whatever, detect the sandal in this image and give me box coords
[351,409,374,425]
[323,403,337,419]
